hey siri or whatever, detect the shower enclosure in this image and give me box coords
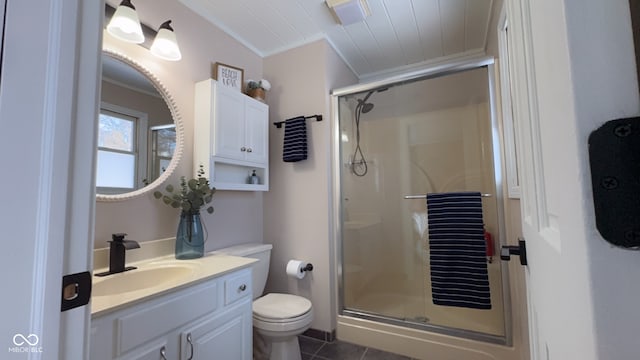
[332,61,511,351]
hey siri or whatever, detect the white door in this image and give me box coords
[0,1,101,359]
[506,0,639,359]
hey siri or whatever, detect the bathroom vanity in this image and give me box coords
[90,254,255,360]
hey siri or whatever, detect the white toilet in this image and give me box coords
[214,243,313,360]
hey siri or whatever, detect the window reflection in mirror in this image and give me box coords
[99,54,175,195]
[97,107,140,193]
[149,124,176,184]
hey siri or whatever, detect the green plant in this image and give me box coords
[246,78,271,91]
[153,166,216,214]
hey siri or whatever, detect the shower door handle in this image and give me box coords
[500,238,528,265]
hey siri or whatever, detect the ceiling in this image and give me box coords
[178,0,495,79]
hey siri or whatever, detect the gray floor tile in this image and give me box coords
[310,355,332,360]
[315,340,367,360]
[297,336,416,360]
[299,335,325,355]
[362,347,413,360]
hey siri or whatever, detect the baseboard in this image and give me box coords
[302,328,336,342]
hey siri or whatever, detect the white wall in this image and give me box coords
[96,0,264,250]
[263,40,358,333]
[101,80,172,127]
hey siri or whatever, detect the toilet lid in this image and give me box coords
[253,293,312,319]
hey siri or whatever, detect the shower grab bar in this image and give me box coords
[403,193,492,199]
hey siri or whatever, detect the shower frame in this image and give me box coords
[330,56,513,346]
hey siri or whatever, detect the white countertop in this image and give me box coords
[91,253,256,317]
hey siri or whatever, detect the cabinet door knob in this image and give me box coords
[186,333,194,360]
[240,146,246,152]
[239,284,247,292]
[246,147,253,153]
[160,346,167,360]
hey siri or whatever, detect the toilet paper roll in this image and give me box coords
[286,260,308,279]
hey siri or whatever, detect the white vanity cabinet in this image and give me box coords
[90,268,252,360]
[194,79,269,191]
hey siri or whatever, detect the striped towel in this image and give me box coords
[426,192,491,310]
[282,116,307,162]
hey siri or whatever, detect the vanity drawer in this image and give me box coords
[116,280,219,355]
[224,269,252,305]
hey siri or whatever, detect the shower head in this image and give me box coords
[361,102,374,113]
[356,87,388,114]
[357,90,375,113]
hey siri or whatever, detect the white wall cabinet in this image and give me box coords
[90,268,252,360]
[195,79,269,191]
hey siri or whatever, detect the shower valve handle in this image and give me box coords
[500,238,528,266]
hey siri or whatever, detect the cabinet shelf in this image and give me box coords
[210,157,268,191]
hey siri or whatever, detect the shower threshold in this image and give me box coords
[342,308,507,345]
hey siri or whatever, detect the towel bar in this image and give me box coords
[273,114,322,128]
[403,193,492,199]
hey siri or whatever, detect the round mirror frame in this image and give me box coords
[97,49,184,202]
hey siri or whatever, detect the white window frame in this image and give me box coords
[148,123,176,183]
[97,101,148,194]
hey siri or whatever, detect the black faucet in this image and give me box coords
[95,233,140,277]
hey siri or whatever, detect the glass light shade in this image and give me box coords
[107,4,145,44]
[151,27,182,61]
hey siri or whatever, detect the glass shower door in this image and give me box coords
[339,67,506,339]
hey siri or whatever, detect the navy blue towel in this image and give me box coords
[426,192,491,310]
[282,116,308,162]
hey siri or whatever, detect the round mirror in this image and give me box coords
[97,50,183,201]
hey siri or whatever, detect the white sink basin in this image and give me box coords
[93,264,197,297]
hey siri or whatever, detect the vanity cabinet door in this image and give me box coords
[179,298,252,360]
[118,339,175,360]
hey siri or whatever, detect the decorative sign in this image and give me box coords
[213,62,244,91]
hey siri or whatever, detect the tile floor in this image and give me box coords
[299,335,419,360]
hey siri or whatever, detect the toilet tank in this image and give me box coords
[212,243,272,300]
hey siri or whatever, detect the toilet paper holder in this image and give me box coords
[301,263,313,273]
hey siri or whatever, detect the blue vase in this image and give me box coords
[175,211,205,259]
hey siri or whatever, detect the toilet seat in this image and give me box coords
[252,293,313,334]
[253,293,312,320]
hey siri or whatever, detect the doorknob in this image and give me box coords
[500,238,528,265]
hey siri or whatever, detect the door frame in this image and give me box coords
[0,1,102,359]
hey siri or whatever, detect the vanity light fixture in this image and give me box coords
[107,0,145,44]
[105,3,182,62]
[150,21,182,61]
